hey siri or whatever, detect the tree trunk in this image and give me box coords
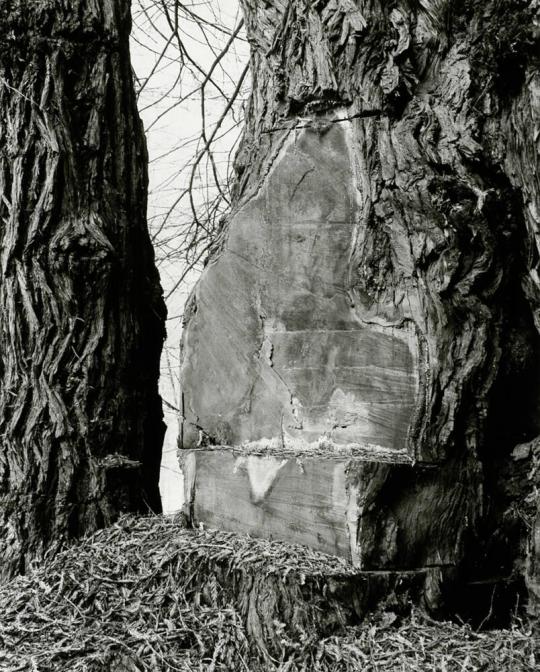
[180,0,540,618]
[0,0,166,579]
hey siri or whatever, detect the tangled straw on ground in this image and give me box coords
[0,515,537,671]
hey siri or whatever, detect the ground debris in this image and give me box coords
[0,515,536,671]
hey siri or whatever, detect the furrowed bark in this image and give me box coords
[0,0,166,579]
[180,0,540,617]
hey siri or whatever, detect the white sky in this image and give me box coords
[130,1,249,512]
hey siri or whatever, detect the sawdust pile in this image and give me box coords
[0,515,536,671]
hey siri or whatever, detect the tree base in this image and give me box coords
[168,523,428,659]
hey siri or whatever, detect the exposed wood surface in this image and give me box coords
[186,450,352,559]
[0,0,166,579]
[181,123,421,457]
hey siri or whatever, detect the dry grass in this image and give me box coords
[0,515,537,671]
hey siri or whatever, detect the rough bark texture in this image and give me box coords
[180,0,540,616]
[0,0,166,579]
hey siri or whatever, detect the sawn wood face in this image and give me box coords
[184,449,467,572]
[180,125,422,458]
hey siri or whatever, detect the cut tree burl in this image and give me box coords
[180,0,540,617]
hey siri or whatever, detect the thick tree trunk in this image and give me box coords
[0,0,166,579]
[180,0,540,617]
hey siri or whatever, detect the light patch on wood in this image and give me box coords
[327,388,370,433]
[234,455,288,504]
